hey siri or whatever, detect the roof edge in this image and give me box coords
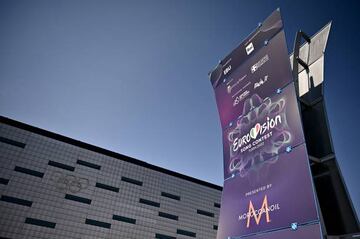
[0,116,222,191]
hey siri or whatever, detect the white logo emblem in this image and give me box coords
[246,42,254,55]
[223,65,232,75]
[251,54,269,73]
[254,75,269,89]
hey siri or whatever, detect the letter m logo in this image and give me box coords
[246,195,271,228]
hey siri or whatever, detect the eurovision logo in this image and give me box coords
[226,93,292,178]
[232,114,282,152]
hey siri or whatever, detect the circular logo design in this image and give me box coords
[50,171,89,193]
[228,94,292,178]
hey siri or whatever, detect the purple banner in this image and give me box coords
[210,9,322,239]
[212,31,292,129]
[216,144,319,239]
[222,83,304,179]
[210,12,292,129]
[210,9,283,89]
[243,223,322,239]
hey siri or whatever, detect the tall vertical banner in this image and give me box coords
[209,9,322,239]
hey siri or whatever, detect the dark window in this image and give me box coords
[65,194,91,204]
[139,198,160,208]
[161,192,180,201]
[214,202,221,208]
[76,159,101,170]
[1,195,32,207]
[0,136,25,148]
[177,229,196,237]
[14,166,44,178]
[25,218,56,228]
[85,218,111,229]
[48,160,75,171]
[158,212,178,221]
[213,225,218,230]
[112,215,136,224]
[197,209,214,218]
[95,182,119,193]
[121,176,142,186]
[155,233,176,239]
[0,178,9,185]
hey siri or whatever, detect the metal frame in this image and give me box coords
[292,28,360,239]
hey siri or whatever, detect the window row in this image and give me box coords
[21,216,201,238]
[0,134,220,208]
[0,136,26,148]
[1,193,213,236]
[1,190,216,221]
[6,166,218,220]
[12,164,144,191]
[155,228,197,239]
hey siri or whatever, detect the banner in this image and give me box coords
[210,10,292,129]
[210,9,283,89]
[209,9,322,239]
[222,83,305,179]
[217,144,319,238]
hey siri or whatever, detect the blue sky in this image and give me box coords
[0,0,359,216]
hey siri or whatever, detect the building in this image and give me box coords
[0,116,222,239]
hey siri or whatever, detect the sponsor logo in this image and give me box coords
[254,75,269,89]
[223,65,232,75]
[251,54,269,73]
[238,195,280,228]
[246,42,254,55]
[227,74,247,94]
[232,114,281,152]
[233,90,249,106]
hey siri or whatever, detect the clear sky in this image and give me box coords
[0,0,359,216]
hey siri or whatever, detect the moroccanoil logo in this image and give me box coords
[232,115,281,152]
[247,195,271,228]
[238,195,280,228]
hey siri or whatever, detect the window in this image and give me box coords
[65,194,91,204]
[0,136,25,148]
[85,219,111,229]
[214,202,221,208]
[121,176,142,186]
[0,178,9,185]
[139,198,160,208]
[48,160,75,171]
[112,215,136,224]
[1,195,32,207]
[155,233,176,239]
[197,209,214,218]
[161,192,180,201]
[158,212,178,221]
[14,166,44,178]
[177,229,196,237]
[95,182,119,193]
[25,218,56,228]
[76,159,101,170]
[213,225,218,230]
